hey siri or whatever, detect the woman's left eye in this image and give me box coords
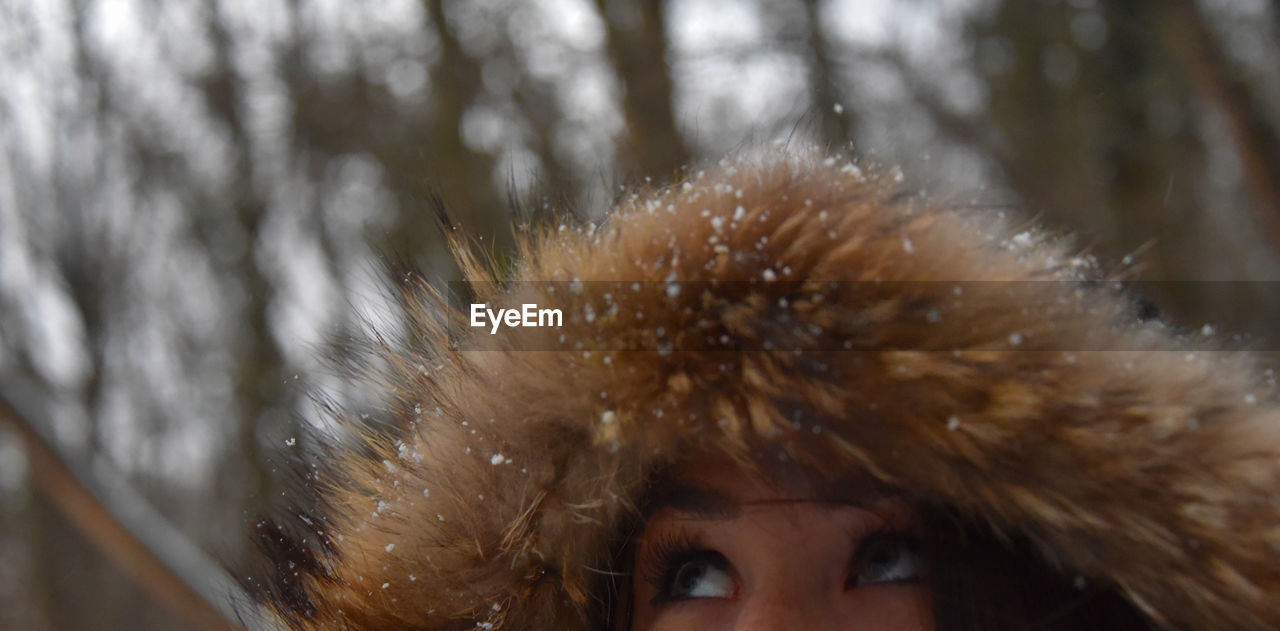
[850,534,924,586]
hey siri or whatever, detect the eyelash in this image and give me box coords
[641,531,723,605]
[846,532,926,587]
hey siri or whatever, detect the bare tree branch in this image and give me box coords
[0,380,263,631]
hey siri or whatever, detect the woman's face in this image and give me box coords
[627,459,933,631]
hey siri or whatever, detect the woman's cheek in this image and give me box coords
[640,599,738,631]
[842,585,934,631]
[638,588,931,631]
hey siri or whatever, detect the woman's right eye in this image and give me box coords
[657,551,736,602]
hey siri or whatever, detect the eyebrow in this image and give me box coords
[642,477,900,522]
[643,484,742,521]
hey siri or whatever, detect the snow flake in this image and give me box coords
[946,416,961,431]
[490,453,506,465]
[385,543,395,553]
[601,410,616,424]
[761,269,778,282]
[901,237,915,254]
[732,205,746,221]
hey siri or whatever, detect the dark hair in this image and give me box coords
[924,507,1153,631]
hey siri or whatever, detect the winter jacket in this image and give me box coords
[259,152,1280,630]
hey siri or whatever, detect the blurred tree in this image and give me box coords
[597,0,688,179]
[800,0,856,146]
[1166,0,1280,246]
[954,0,1280,336]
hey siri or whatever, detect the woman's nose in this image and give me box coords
[732,585,840,630]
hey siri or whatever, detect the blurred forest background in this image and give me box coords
[2,0,1280,628]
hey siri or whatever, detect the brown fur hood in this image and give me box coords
[259,152,1280,630]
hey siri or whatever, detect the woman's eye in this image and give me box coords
[851,535,923,586]
[661,552,736,601]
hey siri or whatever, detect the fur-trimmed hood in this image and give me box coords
[259,152,1280,630]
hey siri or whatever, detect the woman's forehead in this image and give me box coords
[647,455,907,518]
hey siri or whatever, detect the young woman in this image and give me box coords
[258,153,1280,630]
